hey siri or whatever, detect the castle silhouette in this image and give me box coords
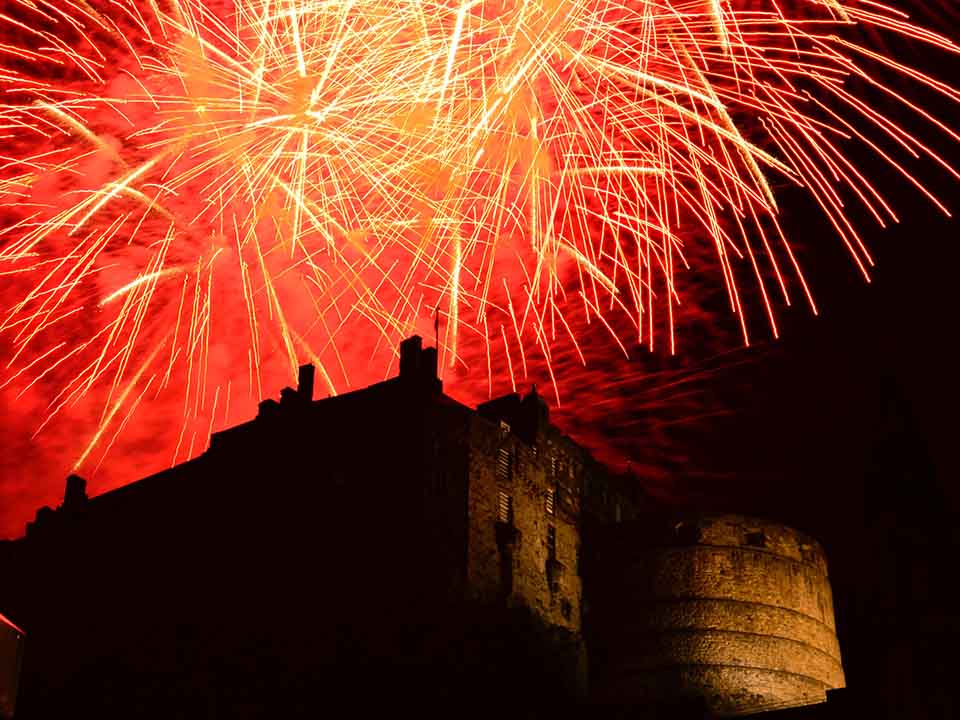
[0,337,848,719]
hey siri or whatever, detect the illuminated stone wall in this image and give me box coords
[464,411,585,634]
[586,512,845,715]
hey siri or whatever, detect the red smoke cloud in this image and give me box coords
[1,0,957,537]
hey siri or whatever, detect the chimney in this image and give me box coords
[258,398,280,418]
[62,474,87,511]
[297,364,315,401]
[25,506,55,537]
[421,346,438,381]
[399,335,422,379]
[518,385,549,443]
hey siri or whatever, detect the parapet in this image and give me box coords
[666,513,829,573]
[594,511,829,572]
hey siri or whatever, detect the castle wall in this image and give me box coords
[3,376,478,718]
[586,512,845,715]
[464,416,582,633]
[0,341,850,718]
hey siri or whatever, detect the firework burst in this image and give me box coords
[0,0,957,515]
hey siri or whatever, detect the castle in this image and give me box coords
[0,337,846,718]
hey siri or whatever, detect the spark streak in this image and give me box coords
[0,0,956,485]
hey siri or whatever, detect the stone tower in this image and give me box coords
[585,511,845,715]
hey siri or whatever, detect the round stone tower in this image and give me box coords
[586,512,845,715]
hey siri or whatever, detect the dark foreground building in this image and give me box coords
[0,337,847,718]
[0,612,23,720]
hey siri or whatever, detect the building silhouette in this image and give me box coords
[0,337,848,718]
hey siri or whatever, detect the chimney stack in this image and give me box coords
[62,474,88,512]
[298,364,315,401]
[399,335,423,379]
[398,335,441,393]
[421,346,438,381]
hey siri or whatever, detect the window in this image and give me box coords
[745,531,767,548]
[545,487,555,516]
[499,419,511,435]
[496,447,512,482]
[550,454,558,478]
[497,491,513,524]
[547,525,557,559]
[615,501,622,524]
[675,521,702,545]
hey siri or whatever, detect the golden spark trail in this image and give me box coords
[73,341,164,471]
[0,0,954,487]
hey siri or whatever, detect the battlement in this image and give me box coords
[665,513,829,574]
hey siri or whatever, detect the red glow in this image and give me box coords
[0,0,957,537]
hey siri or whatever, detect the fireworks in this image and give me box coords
[0,0,957,501]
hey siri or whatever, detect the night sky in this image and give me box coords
[666,21,960,559]
[658,27,959,707]
[0,0,955,546]
[1,4,956,696]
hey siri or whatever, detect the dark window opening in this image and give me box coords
[746,531,767,548]
[675,522,702,545]
[499,546,514,597]
[547,525,557,560]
